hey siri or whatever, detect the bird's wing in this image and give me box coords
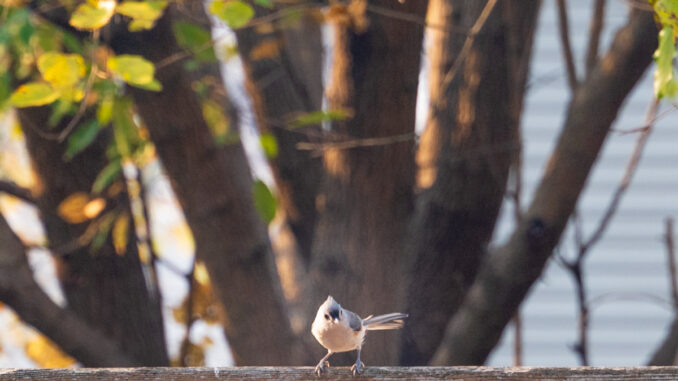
[345,310,363,331]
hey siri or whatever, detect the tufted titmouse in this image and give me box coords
[311,296,408,375]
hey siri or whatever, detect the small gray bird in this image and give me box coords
[311,296,408,376]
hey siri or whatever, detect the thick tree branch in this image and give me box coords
[431,8,657,365]
[0,214,136,367]
[402,0,539,365]
[109,6,309,365]
[234,3,324,266]
[0,180,34,203]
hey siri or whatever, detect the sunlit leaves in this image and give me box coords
[107,54,162,91]
[172,21,217,63]
[209,0,255,29]
[57,192,106,224]
[652,0,678,98]
[92,159,122,194]
[64,120,103,160]
[653,0,678,31]
[10,82,60,107]
[253,179,276,224]
[654,26,678,98]
[69,0,116,31]
[112,211,130,255]
[116,1,168,31]
[37,52,86,88]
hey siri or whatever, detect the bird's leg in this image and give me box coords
[315,350,333,375]
[351,348,364,376]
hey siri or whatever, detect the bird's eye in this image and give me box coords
[324,314,330,320]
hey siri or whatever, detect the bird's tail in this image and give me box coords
[362,313,408,330]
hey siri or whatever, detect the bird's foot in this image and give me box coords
[350,360,363,376]
[315,361,330,376]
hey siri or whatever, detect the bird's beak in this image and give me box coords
[332,317,340,324]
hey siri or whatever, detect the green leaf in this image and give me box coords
[38,52,86,88]
[291,109,351,128]
[254,0,274,8]
[209,0,255,29]
[116,1,167,31]
[97,94,115,125]
[653,0,678,31]
[201,98,231,145]
[107,54,161,90]
[10,82,59,107]
[65,120,102,160]
[259,133,278,158]
[172,21,217,62]
[92,159,122,194]
[69,1,116,30]
[654,25,678,99]
[253,179,276,224]
[112,97,140,158]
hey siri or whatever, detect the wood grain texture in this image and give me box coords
[2,367,678,380]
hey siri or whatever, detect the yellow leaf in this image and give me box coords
[116,1,167,31]
[112,211,130,255]
[38,52,86,88]
[83,197,106,219]
[194,261,210,286]
[107,54,158,88]
[57,192,91,224]
[10,82,59,108]
[25,335,76,368]
[248,39,280,61]
[69,0,116,30]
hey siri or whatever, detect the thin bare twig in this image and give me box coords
[556,0,579,91]
[666,217,678,309]
[296,132,415,151]
[581,97,660,253]
[437,0,499,101]
[561,96,661,365]
[585,0,606,77]
[366,4,467,34]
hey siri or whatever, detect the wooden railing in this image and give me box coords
[2,367,678,380]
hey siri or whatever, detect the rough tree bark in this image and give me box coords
[235,4,324,265]
[431,8,657,365]
[401,0,540,365]
[308,0,427,365]
[108,6,309,365]
[18,108,168,366]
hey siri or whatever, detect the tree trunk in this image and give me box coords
[235,4,324,266]
[402,0,539,365]
[431,8,657,365]
[18,108,168,366]
[309,0,427,365]
[109,7,309,365]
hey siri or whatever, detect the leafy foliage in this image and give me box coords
[209,0,255,29]
[652,0,678,98]
[252,179,277,224]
